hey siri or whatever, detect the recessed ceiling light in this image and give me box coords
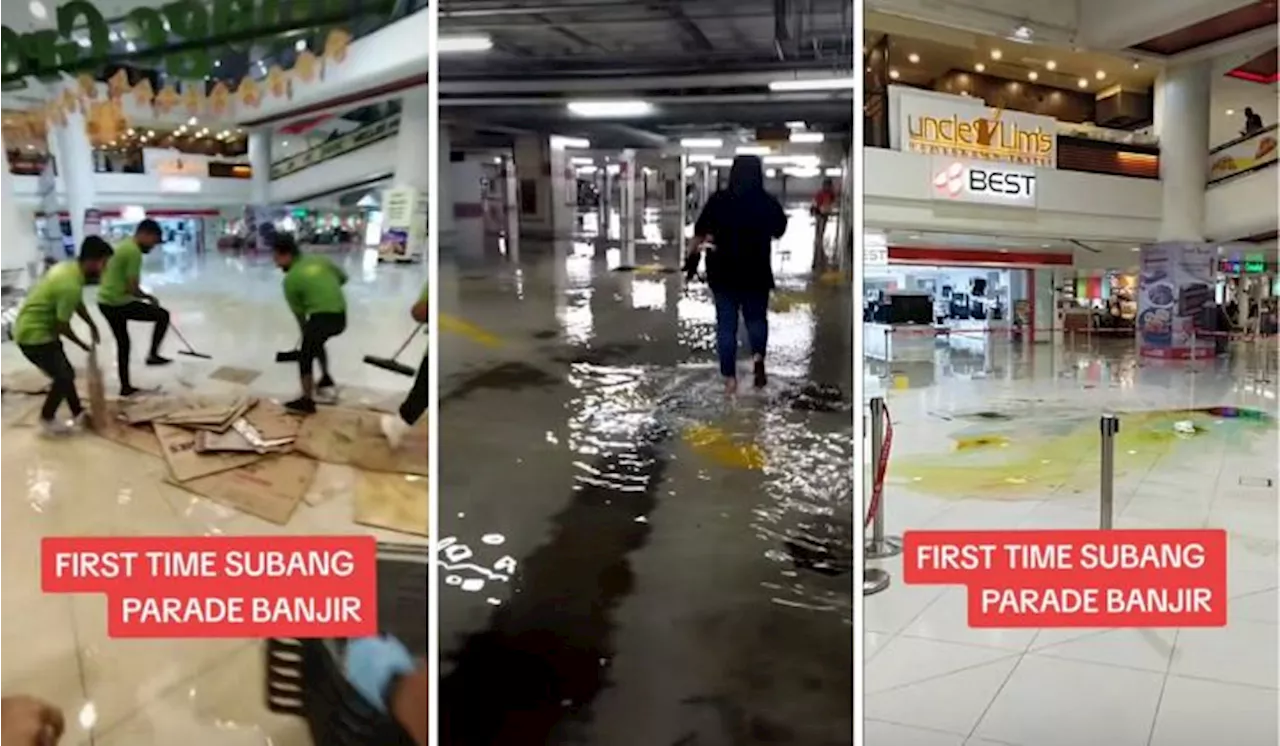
[975,62,986,72]
[1078,78,1089,88]
[1045,60,1057,70]
[990,49,1003,60]
[1226,108,1235,116]
[1028,71,1039,81]
[1013,25,1033,40]
[908,53,920,63]
[1132,247,1141,252]
[888,68,900,80]
[295,39,307,52]
[125,41,135,52]
[28,1,47,19]
[1095,70,1106,80]
[187,116,197,125]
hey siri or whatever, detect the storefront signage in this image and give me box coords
[1207,125,1277,184]
[0,0,393,85]
[143,148,211,178]
[930,158,1037,208]
[892,86,1058,167]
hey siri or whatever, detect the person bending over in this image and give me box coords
[97,218,171,396]
[12,238,110,436]
[345,636,427,746]
[689,155,788,395]
[2,695,65,745]
[273,234,348,414]
[381,282,429,447]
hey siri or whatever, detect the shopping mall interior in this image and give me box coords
[0,2,430,744]
[859,2,1278,746]
[434,1,856,743]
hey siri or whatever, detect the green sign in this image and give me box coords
[1244,254,1266,274]
[1,0,394,84]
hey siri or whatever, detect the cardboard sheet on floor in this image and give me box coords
[208,366,261,386]
[95,404,164,457]
[354,471,428,537]
[296,407,427,475]
[242,400,303,441]
[119,396,191,424]
[157,396,254,431]
[154,423,262,482]
[171,454,317,524]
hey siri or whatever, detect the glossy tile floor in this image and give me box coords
[864,339,1279,746]
[1,247,427,745]
[437,204,855,745]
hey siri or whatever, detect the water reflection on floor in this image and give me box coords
[862,337,1279,746]
[438,205,854,745]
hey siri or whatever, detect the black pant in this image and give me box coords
[19,342,82,421]
[398,355,428,425]
[99,301,170,389]
[300,312,346,379]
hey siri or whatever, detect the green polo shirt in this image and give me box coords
[13,261,85,346]
[418,281,428,303]
[283,254,348,319]
[97,237,144,306]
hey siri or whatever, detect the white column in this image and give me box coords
[396,88,430,193]
[1,140,41,280]
[1154,61,1211,242]
[52,111,97,252]
[619,149,637,265]
[248,129,271,205]
[451,156,485,263]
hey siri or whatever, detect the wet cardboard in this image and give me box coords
[354,471,429,537]
[171,454,317,525]
[242,399,303,441]
[296,406,427,476]
[153,422,262,482]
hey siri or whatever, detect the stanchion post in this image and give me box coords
[865,397,902,558]
[1099,414,1120,530]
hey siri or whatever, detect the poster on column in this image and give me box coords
[378,186,419,262]
[1137,243,1216,360]
[83,209,102,238]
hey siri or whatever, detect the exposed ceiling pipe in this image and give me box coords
[441,1,644,17]
[773,0,789,60]
[440,92,852,106]
[439,69,850,94]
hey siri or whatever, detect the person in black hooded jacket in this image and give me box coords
[688,155,788,394]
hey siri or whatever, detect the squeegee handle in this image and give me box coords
[391,324,425,361]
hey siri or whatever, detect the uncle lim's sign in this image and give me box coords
[890,85,1058,168]
[1,0,393,85]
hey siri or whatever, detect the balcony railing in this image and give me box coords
[269,114,401,180]
[1208,124,1278,185]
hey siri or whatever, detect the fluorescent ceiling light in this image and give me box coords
[295,39,307,51]
[711,158,733,167]
[736,145,770,155]
[438,34,493,53]
[790,131,824,143]
[688,154,716,163]
[680,137,723,148]
[567,100,653,118]
[684,167,696,176]
[570,156,594,165]
[770,77,855,91]
[576,165,598,174]
[824,167,843,177]
[785,167,821,178]
[28,1,47,19]
[766,168,777,178]
[606,164,621,175]
[551,135,590,149]
[786,120,806,129]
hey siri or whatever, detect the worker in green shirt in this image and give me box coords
[12,237,112,436]
[96,219,171,396]
[273,234,348,414]
[380,282,429,447]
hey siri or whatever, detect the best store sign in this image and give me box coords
[930,158,1038,208]
[891,85,1058,168]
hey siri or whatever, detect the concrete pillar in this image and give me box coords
[437,123,456,252]
[1154,61,1211,242]
[384,87,429,261]
[248,129,271,205]
[502,152,520,263]
[657,155,685,251]
[452,156,486,266]
[619,149,637,266]
[52,110,97,252]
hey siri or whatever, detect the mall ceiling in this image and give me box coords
[439,0,855,150]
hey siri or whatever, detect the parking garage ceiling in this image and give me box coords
[440,1,854,149]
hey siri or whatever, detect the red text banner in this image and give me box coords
[902,529,1227,628]
[41,535,378,638]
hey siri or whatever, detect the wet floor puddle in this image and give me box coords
[892,407,1276,497]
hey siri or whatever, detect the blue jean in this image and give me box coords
[713,290,769,378]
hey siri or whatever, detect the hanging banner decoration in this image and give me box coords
[154,84,180,114]
[182,84,204,116]
[85,99,127,146]
[77,74,99,101]
[294,50,319,83]
[60,87,79,115]
[265,65,290,99]
[107,69,130,100]
[2,0,390,85]
[238,76,262,109]
[131,78,155,108]
[208,81,231,117]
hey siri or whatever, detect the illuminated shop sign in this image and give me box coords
[893,86,1059,167]
[930,159,1037,208]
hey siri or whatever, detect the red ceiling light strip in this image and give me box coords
[887,245,1075,266]
[1226,69,1280,84]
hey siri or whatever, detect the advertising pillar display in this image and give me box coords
[1137,243,1216,360]
[378,186,423,262]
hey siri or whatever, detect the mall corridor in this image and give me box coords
[435,206,855,745]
